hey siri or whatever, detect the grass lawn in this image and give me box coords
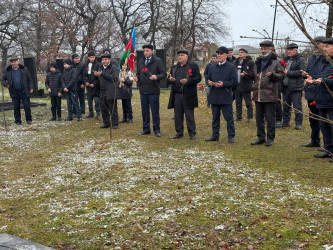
[0,89,332,249]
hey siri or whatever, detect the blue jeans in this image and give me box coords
[140,94,160,134]
[282,89,303,126]
[66,91,81,118]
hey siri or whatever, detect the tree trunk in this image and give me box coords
[326,0,333,38]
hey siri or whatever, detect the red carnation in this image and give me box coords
[281,60,285,64]
[145,67,148,71]
[310,101,316,106]
[199,84,204,89]
[330,75,333,78]
[285,63,288,66]
[189,73,193,76]
[188,69,192,73]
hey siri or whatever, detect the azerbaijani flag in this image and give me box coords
[119,27,136,72]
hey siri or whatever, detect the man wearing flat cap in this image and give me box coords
[167,49,202,140]
[206,46,237,143]
[135,44,167,137]
[2,57,34,125]
[251,40,284,146]
[94,53,120,129]
[281,43,307,130]
[301,36,326,148]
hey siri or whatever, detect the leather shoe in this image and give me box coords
[112,125,118,129]
[189,134,196,140]
[329,157,333,163]
[155,132,161,137]
[282,123,290,127]
[266,140,274,146]
[251,139,266,145]
[173,134,183,139]
[228,137,235,143]
[100,124,110,128]
[138,131,151,135]
[295,124,302,130]
[318,148,325,152]
[127,119,133,123]
[119,119,127,123]
[301,141,320,147]
[275,121,282,128]
[205,136,219,141]
[314,152,330,158]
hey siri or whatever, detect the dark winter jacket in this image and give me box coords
[252,53,285,102]
[2,64,33,98]
[98,62,119,100]
[118,71,133,100]
[167,60,202,109]
[233,56,255,93]
[283,53,307,91]
[227,56,236,64]
[84,60,101,97]
[204,62,215,85]
[207,61,238,105]
[73,61,85,88]
[45,71,64,96]
[63,67,77,91]
[136,55,166,95]
[315,58,333,109]
[304,55,325,100]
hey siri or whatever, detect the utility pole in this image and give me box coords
[272,0,278,42]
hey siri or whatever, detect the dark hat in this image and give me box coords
[323,37,333,44]
[103,48,111,53]
[142,44,154,50]
[216,46,229,54]
[314,36,326,43]
[9,56,19,62]
[228,48,234,51]
[177,49,189,55]
[101,53,111,59]
[259,40,274,47]
[49,61,57,69]
[71,53,80,60]
[63,58,72,65]
[239,48,249,53]
[88,51,95,57]
[286,43,298,49]
[212,54,217,57]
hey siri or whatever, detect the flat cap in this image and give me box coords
[286,43,298,49]
[177,49,189,55]
[239,48,249,53]
[142,44,154,50]
[323,37,333,44]
[103,48,111,53]
[9,56,19,62]
[259,40,274,47]
[72,53,80,60]
[63,58,72,65]
[314,36,326,43]
[101,53,111,59]
[216,46,229,54]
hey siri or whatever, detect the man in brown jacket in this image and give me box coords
[251,40,285,146]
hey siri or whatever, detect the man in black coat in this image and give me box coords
[301,36,326,147]
[84,51,101,119]
[206,46,238,143]
[135,44,167,137]
[234,48,255,122]
[72,53,86,115]
[167,49,202,140]
[2,57,34,125]
[281,43,307,130]
[94,53,119,129]
[204,54,217,108]
[227,48,236,64]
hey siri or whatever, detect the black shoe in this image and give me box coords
[314,152,330,158]
[228,137,235,143]
[127,119,133,123]
[15,121,22,125]
[302,141,320,147]
[318,148,325,152]
[275,121,282,128]
[295,124,302,130]
[189,134,196,140]
[248,119,253,123]
[112,125,118,129]
[329,157,333,163]
[282,123,290,127]
[86,113,94,118]
[26,121,32,125]
[236,118,242,121]
[57,117,62,121]
[119,119,127,123]
[65,117,73,121]
[155,132,161,137]
[138,131,151,135]
[95,113,100,119]
[50,117,56,121]
[251,139,266,145]
[100,124,110,128]
[205,136,219,141]
[173,134,183,139]
[77,117,83,121]
[266,140,274,147]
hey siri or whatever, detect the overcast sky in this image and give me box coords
[225,0,328,48]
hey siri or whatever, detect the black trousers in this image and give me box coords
[255,101,276,141]
[87,87,100,114]
[319,108,333,153]
[235,88,253,120]
[211,104,235,138]
[12,90,32,123]
[121,99,133,120]
[307,100,320,143]
[51,96,61,118]
[282,89,303,126]
[100,94,118,126]
[174,93,196,136]
[140,94,160,134]
[275,89,282,122]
